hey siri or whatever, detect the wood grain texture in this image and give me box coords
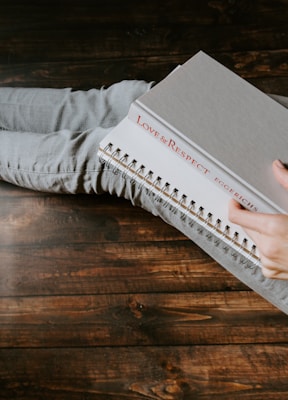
[1,346,288,399]
[0,292,286,348]
[1,1,288,399]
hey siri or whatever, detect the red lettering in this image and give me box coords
[214,178,258,211]
[168,140,210,174]
[137,118,210,176]
[136,115,160,137]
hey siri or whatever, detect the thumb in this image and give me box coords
[272,159,288,190]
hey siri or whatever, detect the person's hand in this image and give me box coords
[228,160,288,280]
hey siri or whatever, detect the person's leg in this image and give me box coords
[0,80,153,192]
[269,94,288,108]
[0,80,152,133]
[0,126,110,193]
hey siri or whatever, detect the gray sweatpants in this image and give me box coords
[1,81,288,314]
[0,80,153,193]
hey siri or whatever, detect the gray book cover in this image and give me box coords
[133,51,288,213]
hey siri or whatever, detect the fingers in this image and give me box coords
[228,199,272,234]
[261,265,288,280]
[227,161,288,281]
[272,159,288,190]
[240,226,260,245]
[260,254,288,280]
[229,199,288,237]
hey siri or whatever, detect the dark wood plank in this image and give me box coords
[1,51,288,94]
[0,241,246,296]
[1,0,288,26]
[0,292,286,348]
[0,1,288,91]
[0,25,287,64]
[1,345,288,400]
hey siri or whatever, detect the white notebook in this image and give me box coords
[98,117,288,315]
[99,117,259,264]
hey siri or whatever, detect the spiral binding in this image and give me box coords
[99,142,260,267]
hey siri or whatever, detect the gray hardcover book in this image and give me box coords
[129,51,288,214]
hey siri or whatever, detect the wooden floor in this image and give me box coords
[1,1,288,399]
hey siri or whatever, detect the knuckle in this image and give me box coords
[257,234,280,260]
[261,241,279,260]
[261,267,278,279]
[265,215,288,236]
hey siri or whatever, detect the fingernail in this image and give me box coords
[275,159,286,169]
